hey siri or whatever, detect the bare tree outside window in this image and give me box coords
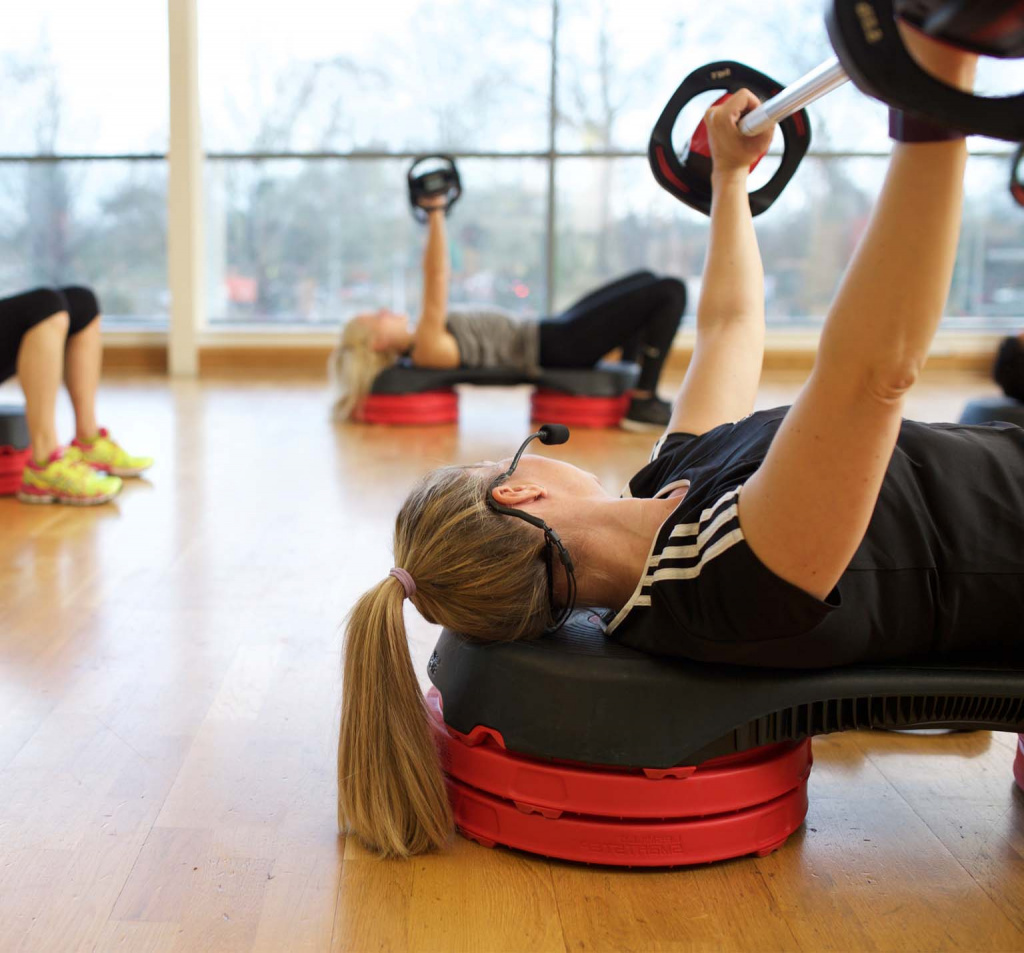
[0,1,1019,330]
[0,7,168,325]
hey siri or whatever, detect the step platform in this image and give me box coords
[428,689,811,866]
[358,361,638,427]
[428,611,1024,866]
[0,405,30,496]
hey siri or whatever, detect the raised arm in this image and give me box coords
[411,200,459,368]
[667,89,774,436]
[738,32,976,600]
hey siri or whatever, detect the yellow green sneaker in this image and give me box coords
[18,449,122,506]
[69,428,153,478]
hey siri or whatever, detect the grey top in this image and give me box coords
[445,307,540,375]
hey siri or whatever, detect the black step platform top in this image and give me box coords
[428,612,1024,769]
[371,360,638,397]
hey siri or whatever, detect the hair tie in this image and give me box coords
[389,567,416,599]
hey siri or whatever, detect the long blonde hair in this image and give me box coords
[338,465,552,857]
[329,317,402,421]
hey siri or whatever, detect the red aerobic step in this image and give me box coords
[0,446,30,496]
[428,689,811,866]
[449,777,808,867]
[530,389,631,429]
[357,389,458,425]
[1014,734,1024,793]
[427,689,812,819]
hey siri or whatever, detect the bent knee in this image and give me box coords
[35,307,70,335]
[61,286,101,335]
[657,277,687,309]
[21,287,69,322]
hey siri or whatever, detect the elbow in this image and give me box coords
[860,356,922,407]
[816,332,924,408]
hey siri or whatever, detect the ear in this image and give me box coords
[491,482,547,508]
[369,326,390,352]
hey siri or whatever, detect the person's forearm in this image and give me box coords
[420,209,449,328]
[816,140,966,388]
[815,31,974,394]
[697,171,765,332]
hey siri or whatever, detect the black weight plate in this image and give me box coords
[648,61,811,217]
[827,0,1024,142]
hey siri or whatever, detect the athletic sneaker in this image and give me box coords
[621,396,672,432]
[69,428,154,478]
[18,450,123,506]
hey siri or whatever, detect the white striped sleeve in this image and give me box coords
[606,487,743,633]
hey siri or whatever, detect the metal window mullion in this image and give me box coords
[0,149,1016,163]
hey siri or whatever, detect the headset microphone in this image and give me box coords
[538,424,570,445]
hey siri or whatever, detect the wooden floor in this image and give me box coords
[0,368,1022,953]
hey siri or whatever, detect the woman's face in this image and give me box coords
[491,454,610,502]
[357,309,410,351]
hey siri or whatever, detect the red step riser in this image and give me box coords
[0,446,30,496]
[428,688,811,819]
[451,778,807,867]
[357,390,459,426]
[530,390,631,429]
[358,389,630,427]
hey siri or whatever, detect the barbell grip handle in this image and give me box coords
[738,56,850,136]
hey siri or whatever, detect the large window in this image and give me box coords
[0,3,169,327]
[0,2,1020,332]
[199,0,553,326]
[205,158,547,325]
[555,154,1023,330]
[199,0,1024,331]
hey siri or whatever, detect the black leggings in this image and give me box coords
[538,271,686,393]
[994,335,1024,402]
[0,286,101,384]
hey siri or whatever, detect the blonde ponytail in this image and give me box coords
[329,318,400,421]
[338,465,554,856]
[338,575,453,856]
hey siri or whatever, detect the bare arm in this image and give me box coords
[668,90,774,436]
[411,204,459,368]
[738,35,976,600]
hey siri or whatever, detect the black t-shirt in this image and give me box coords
[606,407,1024,668]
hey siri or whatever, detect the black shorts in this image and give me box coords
[0,286,101,384]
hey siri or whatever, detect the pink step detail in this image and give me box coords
[1014,734,1024,793]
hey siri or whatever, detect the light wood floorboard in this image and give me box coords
[0,369,1021,952]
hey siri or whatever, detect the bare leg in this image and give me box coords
[64,315,102,441]
[17,310,70,464]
